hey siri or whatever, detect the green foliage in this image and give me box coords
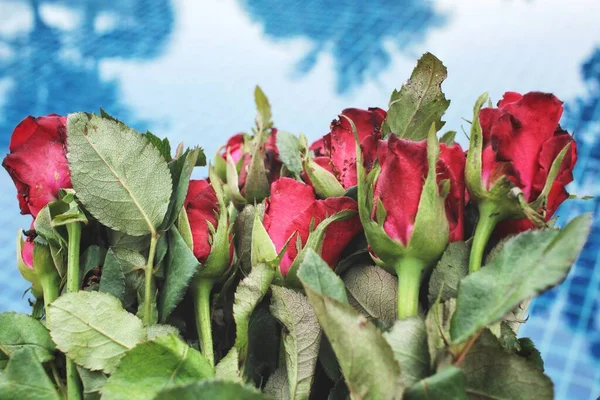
[427,241,470,306]
[102,334,214,400]
[160,147,202,231]
[439,130,456,145]
[254,85,273,131]
[384,317,430,387]
[154,379,267,400]
[460,331,553,399]
[276,131,303,177]
[270,286,321,400]
[343,264,397,327]
[231,263,276,364]
[77,366,107,400]
[159,226,200,322]
[100,249,126,303]
[0,312,55,363]
[0,348,60,400]
[143,131,172,161]
[48,291,146,373]
[451,215,592,343]
[66,112,172,236]
[404,366,467,400]
[298,250,403,400]
[383,52,450,140]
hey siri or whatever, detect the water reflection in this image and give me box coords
[0,0,174,145]
[239,0,446,94]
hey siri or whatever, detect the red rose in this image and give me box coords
[219,133,246,164]
[3,115,71,217]
[262,177,362,276]
[479,92,577,232]
[184,179,230,264]
[370,135,466,246]
[309,108,386,189]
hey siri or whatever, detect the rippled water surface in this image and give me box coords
[1,1,599,397]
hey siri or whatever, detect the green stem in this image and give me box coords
[194,278,215,367]
[40,275,59,322]
[144,234,159,326]
[394,257,427,319]
[66,223,81,293]
[468,201,501,274]
[66,222,82,400]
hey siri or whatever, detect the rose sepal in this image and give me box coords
[303,156,345,199]
[194,166,233,280]
[16,231,43,299]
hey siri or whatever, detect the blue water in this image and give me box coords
[1,1,599,398]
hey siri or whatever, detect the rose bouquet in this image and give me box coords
[0,53,591,400]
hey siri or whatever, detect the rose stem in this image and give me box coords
[394,257,427,319]
[40,273,59,320]
[66,222,83,400]
[143,234,159,326]
[468,201,501,273]
[194,278,215,367]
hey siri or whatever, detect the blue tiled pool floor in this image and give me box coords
[1,1,599,398]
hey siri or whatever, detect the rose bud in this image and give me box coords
[214,133,247,181]
[308,107,386,190]
[353,119,465,319]
[254,177,362,283]
[2,115,71,217]
[185,169,234,367]
[17,229,60,307]
[184,177,232,272]
[465,92,577,272]
[222,129,282,206]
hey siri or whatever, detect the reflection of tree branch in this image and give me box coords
[240,0,447,93]
[0,0,174,146]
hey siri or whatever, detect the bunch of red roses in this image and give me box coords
[0,53,591,400]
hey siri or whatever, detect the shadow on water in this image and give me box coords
[530,46,600,360]
[239,0,447,94]
[0,0,174,145]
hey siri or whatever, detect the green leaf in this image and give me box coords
[245,302,280,385]
[464,93,489,201]
[461,332,553,399]
[343,264,397,327]
[383,53,450,140]
[270,286,321,400]
[0,312,55,363]
[145,324,181,341]
[102,334,214,400]
[295,249,347,304]
[425,299,456,368]
[0,352,8,371]
[232,263,276,363]
[517,338,544,372]
[0,348,60,400]
[255,85,273,131]
[404,366,467,400]
[100,249,126,303]
[264,364,290,400]
[427,241,469,306]
[439,130,456,146]
[384,317,430,387]
[160,147,202,231]
[77,366,107,400]
[235,204,265,273]
[303,157,345,199]
[48,291,146,373]
[251,209,278,266]
[215,347,242,382]
[144,131,172,161]
[244,144,270,202]
[66,112,172,236]
[276,131,303,176]
[298,250,403,399]
[159,226,200,322]
[451,214,592,343]
[154,379,266,400]
[80,245,106,286]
